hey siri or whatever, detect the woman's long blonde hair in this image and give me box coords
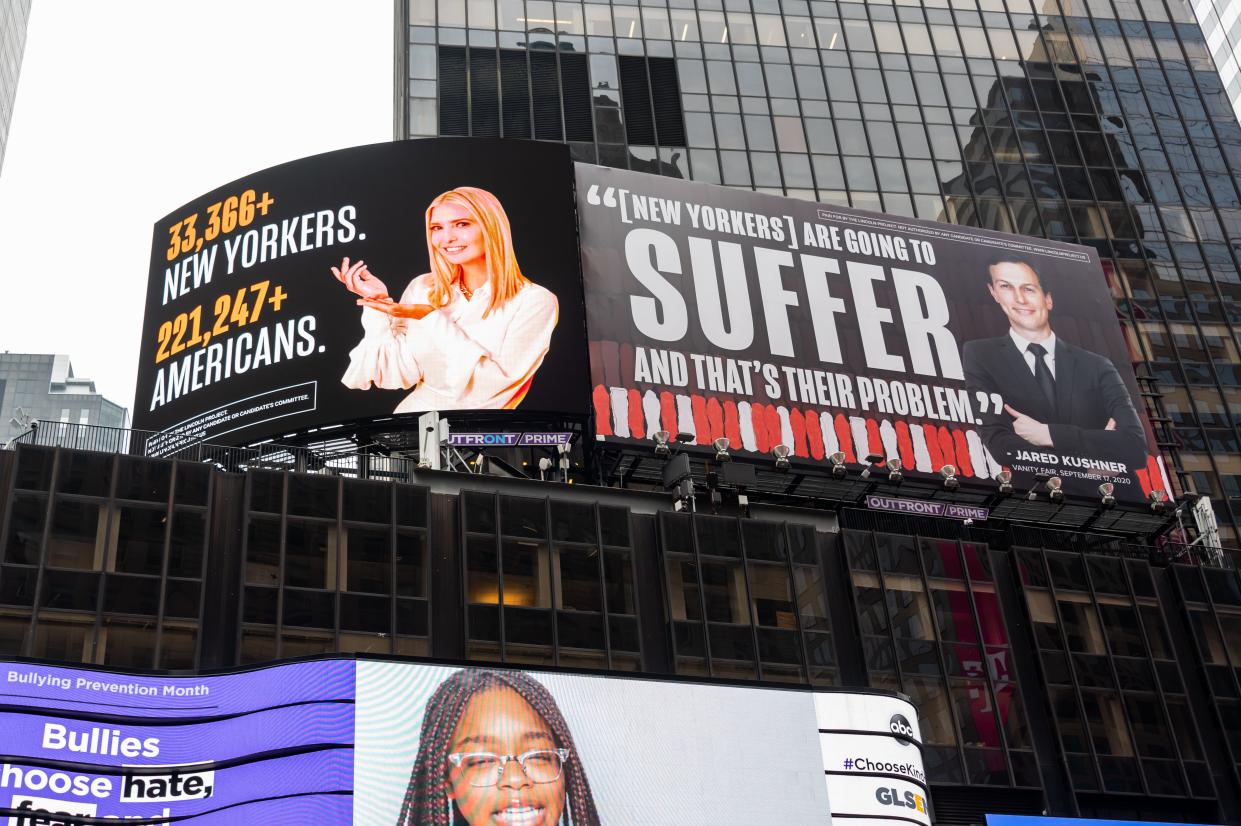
[424,186,529,317]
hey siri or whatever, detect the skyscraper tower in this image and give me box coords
[1193,0,1241,122]
[399,0,1241,547]
[0,0,32,172]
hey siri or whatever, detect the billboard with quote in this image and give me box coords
[577,164,1167,502]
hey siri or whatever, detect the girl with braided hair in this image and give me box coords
[395,668,601,826]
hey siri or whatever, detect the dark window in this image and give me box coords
[530,51,562,141]
[619,56,685,146]
[500,50,532,138]
[619,56,655,144]
[560,53,593,142]
[470,47,500,137]
[439,46,468,135]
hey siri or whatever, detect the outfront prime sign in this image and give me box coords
[865,494,990,522]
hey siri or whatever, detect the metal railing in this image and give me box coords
[5,421,1235,566]
[5,420,425,482]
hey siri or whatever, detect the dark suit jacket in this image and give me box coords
[962,334,1148,471]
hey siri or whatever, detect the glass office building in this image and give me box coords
[0,353,129,446]
[0,0,30,172]
[1194,0,1241,122]
[400,0,1241,548]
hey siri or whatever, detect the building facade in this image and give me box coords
[0,0,30,172]
[0,353,129,446]
[400,0,1241,550]
[1193,0,1241,123]
[0,440,1233,822]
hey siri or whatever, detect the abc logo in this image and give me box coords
[889,713,916,741]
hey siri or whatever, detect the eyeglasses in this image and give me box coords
[447,749,570,787]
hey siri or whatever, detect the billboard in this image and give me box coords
[0,658,926,825]
[355,662,927,826]
[0,659,354,823]
[578,165,1168,502]
[987,819,1221,826]
[133,139,589,448]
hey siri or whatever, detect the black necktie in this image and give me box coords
[1027,342,1055,408]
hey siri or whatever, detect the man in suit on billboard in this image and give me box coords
[963,254,1148,472]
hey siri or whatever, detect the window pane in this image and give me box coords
[886,574,934,640]
[502,540,551,608]
[346,527,390,595]
[467,536,499,604]
[557,546,602,611]
[4,495,45,565]
[113,507,165,576]
[47,499,105,570]
[246,517,280,586]
[701,561,750,624]
[604,551,635,615]
[749,562,795,628]
[284,520,336,589]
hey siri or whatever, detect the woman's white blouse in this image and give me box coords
[341,274,558,411]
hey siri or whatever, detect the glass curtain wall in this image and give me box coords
[407,0,1241,543]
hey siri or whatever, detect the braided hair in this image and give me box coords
[395,668,602,826]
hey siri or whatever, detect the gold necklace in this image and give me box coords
[459,279,473,300]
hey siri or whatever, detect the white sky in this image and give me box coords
[0,1,393,414]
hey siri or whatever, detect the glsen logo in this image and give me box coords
[889,713,915,741]
[875,786,927,814]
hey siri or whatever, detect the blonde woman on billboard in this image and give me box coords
[331,186,558,412]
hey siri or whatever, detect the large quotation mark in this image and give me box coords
[974,391,1005,421]
[586,184,618,207]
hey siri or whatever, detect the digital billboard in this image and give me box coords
[0,658,927,824]
[578,164,1169,502]
[0,659,354,824]
[132,139,589,449]
[354,662,927,825]
[987,813,1221,818]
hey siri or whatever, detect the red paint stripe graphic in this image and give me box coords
[865,419,882,461]
[790,408,808,458]
[659,391,677,436]
[627,388,645,440]
[937,427,956,474]
[764,405,782,453]
[804,408,825,460]
[834,414,854,463]
[952,429,974,477]
[1146,455,1163,496]
[591,383,1098,488]
[895,420,914,470]
[692,395,710,444]
[724,401,741,451]
[923,423,942,470]
[593,385,612,436]
[706,398,725,443]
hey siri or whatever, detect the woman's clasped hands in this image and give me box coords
[332,257,435,320]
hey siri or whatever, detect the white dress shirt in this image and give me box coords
[1010,329,1056,379]
[341,274,558,411]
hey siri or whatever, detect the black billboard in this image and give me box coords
[577,164,1168,503]
[133,139,589,448]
